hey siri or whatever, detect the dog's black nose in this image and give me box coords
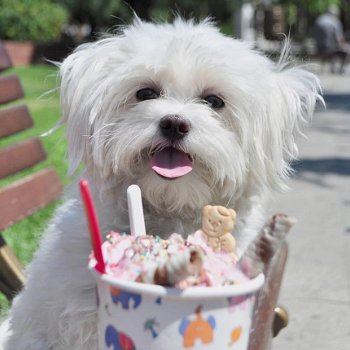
[159,115,191,140]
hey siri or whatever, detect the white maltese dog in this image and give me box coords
[2,18,321,349]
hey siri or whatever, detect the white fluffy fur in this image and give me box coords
[2,18,321,349]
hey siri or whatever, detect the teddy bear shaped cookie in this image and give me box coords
[201,205,237,256]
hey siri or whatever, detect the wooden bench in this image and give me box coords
[0,41,62,300]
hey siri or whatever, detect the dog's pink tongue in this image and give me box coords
[151,147,192,179]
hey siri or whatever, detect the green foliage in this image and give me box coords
[146,0,236,35]
[55,0,238,36]
[55,0,128,32]
[150,0,233,22]
[274,0,341,15]
[0,0,68,43]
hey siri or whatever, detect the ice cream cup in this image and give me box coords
[89,258,264,350]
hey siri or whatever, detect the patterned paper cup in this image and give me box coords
[90,259,264,350]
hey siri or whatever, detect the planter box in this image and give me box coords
[3,41,36,66]
[3,40,75,66]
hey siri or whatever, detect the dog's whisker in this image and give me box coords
[93,122,118,136]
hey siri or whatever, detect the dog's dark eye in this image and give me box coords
[204,95,225,109]
[136,88,160,101]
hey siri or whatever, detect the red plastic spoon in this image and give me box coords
[79,179,105,273]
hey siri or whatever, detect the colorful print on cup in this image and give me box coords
[105,325,136,350]
[144,318,159,339]
[229,326,242,346]
[178,305,216,348]
[110,287,142,310]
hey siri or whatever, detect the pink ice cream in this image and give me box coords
[100,230,249,288]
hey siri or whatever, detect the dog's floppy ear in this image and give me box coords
[59,43,101,175]
[59,37,124,175]
[276,61,322,178]
[249,51,323,192]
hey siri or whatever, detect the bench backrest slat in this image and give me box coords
[0,168,63,231]
[0,105,33,138]
[0,75,24,104]
[0,138,47,179]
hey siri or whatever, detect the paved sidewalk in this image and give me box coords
[269,65,350,349]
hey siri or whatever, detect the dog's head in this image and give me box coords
[59,18,321,214]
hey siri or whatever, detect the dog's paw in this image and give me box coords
[238,213,296,277]
[269,214,297,241]
[256,233,277,264]
[257,214,296,263]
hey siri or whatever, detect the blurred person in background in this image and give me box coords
[314,4,348,73]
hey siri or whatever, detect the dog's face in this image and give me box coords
[60,19,320,215]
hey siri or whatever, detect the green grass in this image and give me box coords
[0,65,69,315]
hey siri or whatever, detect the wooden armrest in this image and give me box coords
[248,242,288,350]
[0,235,25,299]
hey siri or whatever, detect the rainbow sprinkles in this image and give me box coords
[80,180,250,288]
